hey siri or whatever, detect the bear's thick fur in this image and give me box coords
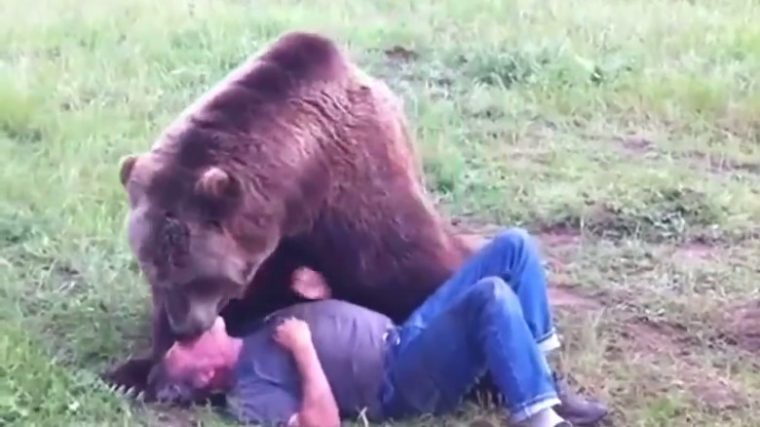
[108,31,472,392]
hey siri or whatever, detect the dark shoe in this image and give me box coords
[552,373,608,426]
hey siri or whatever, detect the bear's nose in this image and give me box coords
[169,308,218,341]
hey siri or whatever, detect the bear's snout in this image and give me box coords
[165,299,218,340]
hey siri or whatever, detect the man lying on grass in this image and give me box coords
[148,228,609,427]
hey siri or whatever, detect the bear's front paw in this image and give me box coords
[102,356,155,400]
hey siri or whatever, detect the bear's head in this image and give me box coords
[119,153,281,340]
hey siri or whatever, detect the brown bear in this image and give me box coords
[107,31,473,393]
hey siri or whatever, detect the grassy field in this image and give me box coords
[1,0,759,425]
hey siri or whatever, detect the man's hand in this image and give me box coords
[274,317,340,427]
[274,317,312,353]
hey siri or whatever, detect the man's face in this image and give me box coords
[163,317,236,391]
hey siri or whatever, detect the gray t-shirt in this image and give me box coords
[225,299,395,425]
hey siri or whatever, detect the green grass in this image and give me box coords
[2,0,759,425]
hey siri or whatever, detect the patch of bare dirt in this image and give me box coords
[722,300,760,354]
[685,151,760,175]
[548,286,601,310]
[577,131,659,159]
[384,45,419,62]
[537,228,585,278]
[617,134,656,155]
[538,227,583,249]
[687,380,746,412]
[619,318,748,410]
[547,283,748,410]
[670,240,720,266]
[619,318,688,357]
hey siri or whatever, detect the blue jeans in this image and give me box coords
[380,228,560,422]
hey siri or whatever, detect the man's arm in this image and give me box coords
[274,318,340,427]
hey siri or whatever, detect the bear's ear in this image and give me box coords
[119,154,138,187]
[196,167,234,198]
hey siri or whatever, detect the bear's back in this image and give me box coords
[285,67,470,321]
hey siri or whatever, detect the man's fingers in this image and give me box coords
[277,316,293,324]
[276,316,299,329]
[273,316,309,348]
[274,318,293,337]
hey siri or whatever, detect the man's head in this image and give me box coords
[148,317,242,404]
[119,151,282,339]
